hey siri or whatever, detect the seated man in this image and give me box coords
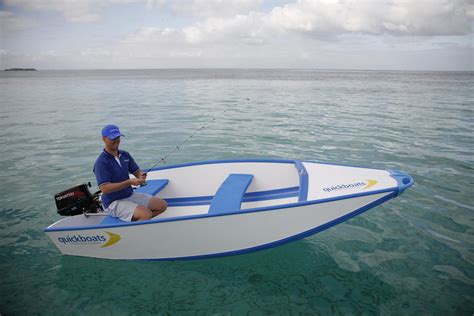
[93,124,167,221]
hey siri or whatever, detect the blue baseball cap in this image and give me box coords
[102,124,125,140]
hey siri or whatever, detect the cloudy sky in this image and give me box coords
[0,0,472,70]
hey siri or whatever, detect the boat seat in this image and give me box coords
[100,215,126,225]
[135,179,169,195]
[208,174,254,214]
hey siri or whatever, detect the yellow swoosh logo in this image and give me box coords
[101,231,121,248]
[363,180,378,190]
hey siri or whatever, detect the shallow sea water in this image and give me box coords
[0,69,473,315]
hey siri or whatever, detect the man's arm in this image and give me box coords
[100,177,145,194]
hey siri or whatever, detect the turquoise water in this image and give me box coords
[0,69,473,315]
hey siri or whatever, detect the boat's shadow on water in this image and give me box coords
[56,239,397,314]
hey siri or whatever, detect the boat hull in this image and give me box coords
[45,158,413,260]
[45,191,395,260]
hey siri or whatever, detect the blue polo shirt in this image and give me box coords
[93,149,140,208]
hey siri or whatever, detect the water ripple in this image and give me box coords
[0,69,473,315]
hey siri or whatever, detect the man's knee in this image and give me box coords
[149,197,167,212]
[132,205,152,221]
[160,199,168,211]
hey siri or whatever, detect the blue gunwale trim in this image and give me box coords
[44,187,398,232]
[294,160,308,202]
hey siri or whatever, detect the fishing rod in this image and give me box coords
[144,107,231,173]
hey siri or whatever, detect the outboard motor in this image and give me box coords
[54,182,102,216]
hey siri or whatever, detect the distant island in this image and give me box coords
[4,68,37,71]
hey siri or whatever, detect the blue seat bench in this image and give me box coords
[208,174,254,214]
[135,179,169,195]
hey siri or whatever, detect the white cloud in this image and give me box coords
[123,0,473,47]
[183,12,270,44]
[123,27,183,43]
[2,0,472,70]
[267,0,473,36]
[5,0,472,34]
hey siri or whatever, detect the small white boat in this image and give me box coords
[44,159,413,260]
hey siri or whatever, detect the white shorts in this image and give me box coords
[106,192,153,222]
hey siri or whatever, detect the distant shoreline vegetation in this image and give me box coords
[4,68,37,71]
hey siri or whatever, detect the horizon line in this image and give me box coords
[2,67,473,72]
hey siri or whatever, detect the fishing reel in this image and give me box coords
[54,182,103,216]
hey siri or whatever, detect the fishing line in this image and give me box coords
[144,106,232,172]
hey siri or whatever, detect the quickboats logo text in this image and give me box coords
[323,180,377,193]
[58,231,121,248]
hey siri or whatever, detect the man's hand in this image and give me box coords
[132,169,147,181]
[100,177,144,194]
[129,177,146,186]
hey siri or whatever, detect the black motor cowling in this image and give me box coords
[54,183,102,216]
